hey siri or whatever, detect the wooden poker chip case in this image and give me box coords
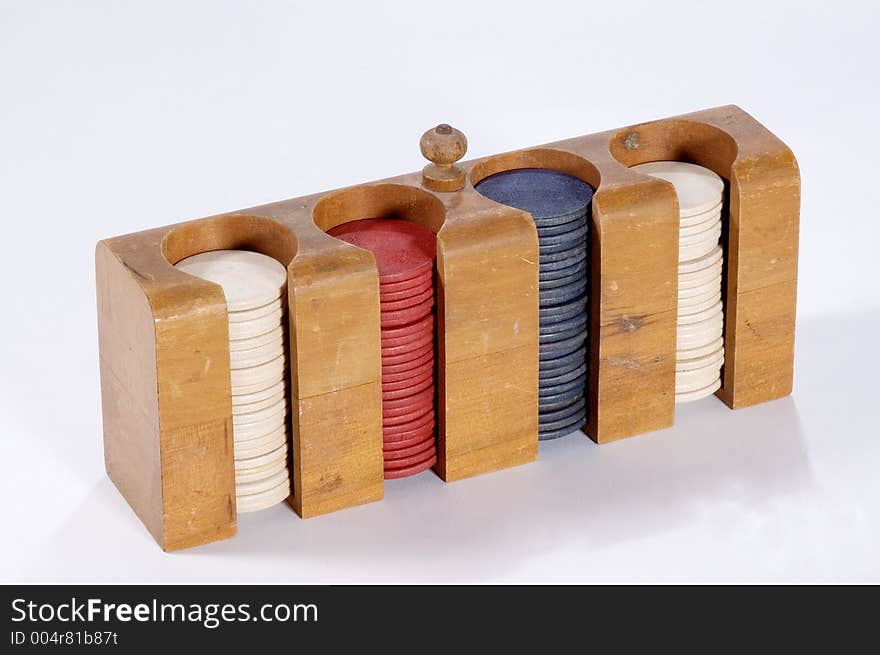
[95,105,800,551]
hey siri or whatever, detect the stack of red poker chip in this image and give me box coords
[328,218,438,479]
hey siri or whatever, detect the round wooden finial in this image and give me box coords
[420,123,467,192]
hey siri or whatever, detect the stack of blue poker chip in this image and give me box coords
[474,168,594,440]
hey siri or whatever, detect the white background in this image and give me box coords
[1,0,878,583]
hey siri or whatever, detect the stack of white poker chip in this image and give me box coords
[175,250,291,512]
[631,161,726,403]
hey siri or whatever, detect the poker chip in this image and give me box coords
[382,410,435,439]
[175,249,291,512]
[227,297,285,324]
[383,455,438,480]
[382,372,434,400]
[329,218,439,479]
[381,297,435,328]
[175,250,287,312]
[538,249,587,272]
[381,329,434,357]
[383,434,436,458]
[235,480,291,513]
[383,442,437,469]
[329,218,436,283]
[475,168,594,439]
[632,161,726,405]
[382,348,435,376]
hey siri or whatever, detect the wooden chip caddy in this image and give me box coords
[96,105,800,551]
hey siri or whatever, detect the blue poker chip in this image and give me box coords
[540,279,588,307]
[539,361,587,385]
[538,411,587,441]
[541,323,587,345]
[474,168,594,220]
[540,372,587,397]
[539,245,588,263]
[540,269,587,291]
[540,313,588,338]
[539,382,586,410]
[537,214,589,237]
[540,294,588,323]
[539,396,586,426]
[539,250,587,272]
[539,257,587,282]
[540,357,585,382]
[538,224,589,250]
[540,344,587,371]
[539,329,588,358]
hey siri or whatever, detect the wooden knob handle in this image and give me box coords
[420,123,467,192]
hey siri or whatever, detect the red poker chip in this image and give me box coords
[382,357,435,385]
[383,395,435,422]
[384,454,437,479]
[383,384,435,415]
[382,348,434,376]
[381,339,433,367]
[382,366,433,393]
[380,285,435,313]
[379,276,433,303]
[383,403,433,426]
[382,372,434,400]
[385,446,436,470]
[381,325,434,352]
[383,417,435,445]
[381,319,434,350]
[383,426,435,451]
[381,329,434,358]
[382,409,435,437]
[384,438,435,463]
[381,297,434,328]
[328,218,436,283]
[381,313,434,339]
[380,268,433,293]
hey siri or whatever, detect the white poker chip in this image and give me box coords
[678,299,723,326]
[235,479,291,513]
[235,456,288,483]
[675,365,722,393]
[233,421,287,446]
[174,250,287,312]
[233,388,286,415]
[230,341,285,370]
[227,297,285,324]
[235,442,288,471]
[679,291,722,316]
[679,286,721,311]
[679,218,721,247]
[675,346,724,372]
[679,245,723,275]
[236,467,289,496]
[680,206,722,232]
[233,430,287,460]
[675,378,722,403]
[679,259,723,290]
[232,377,286,405]
[229,325,285,352]
[679,224,722,262]
[632,161,724,218]
[676,336,724,360]
[677,326,723,352]
[679,277,722,301]
[232,397,287,427]
[227,308,285,341]
[233,411,287,442]
[230,354,286,391]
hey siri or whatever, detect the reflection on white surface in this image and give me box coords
[7,310,878,583]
